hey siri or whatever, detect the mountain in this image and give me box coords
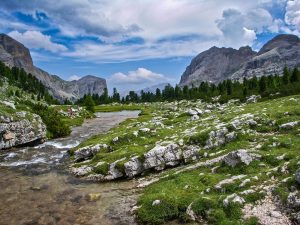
[140,83,170,94]
[232,34,300,80]
[179,34,300,86]
[0,34,107,101]
[179,46,256,87]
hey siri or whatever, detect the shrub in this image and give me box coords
[32,104,71,138]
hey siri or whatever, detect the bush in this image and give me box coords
[188,131,210,146]
[32,104,71,138]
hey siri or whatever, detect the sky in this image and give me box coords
[0,0,299,93]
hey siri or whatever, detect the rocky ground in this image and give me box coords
[71,94,300,224]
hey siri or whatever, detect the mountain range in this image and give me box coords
[179,34,300,87]
[0,34,107,101]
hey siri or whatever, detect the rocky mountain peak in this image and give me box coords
[0,34,107,101]
[179,45,256,87]
[0,33,33,71]
[258,34,300,55]
[180,34,300,86]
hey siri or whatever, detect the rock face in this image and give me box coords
[223,150,254,167]
[0,34,107,101]
[232,34,300,80]
[0,112,46,149]
[179,46,256,87]
[179,34,300,86]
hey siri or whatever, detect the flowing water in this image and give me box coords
[0,111,141,225]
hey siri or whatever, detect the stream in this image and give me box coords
[0,111,141,225]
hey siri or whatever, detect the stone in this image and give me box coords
[124,156,143,178]
[215,175,247,189]
[279,121,299,130]
[191,114,199,120]
[143,143,182,170]
[186,203,197,221]
[223,194,245,207]
[74,144,106,162]
[223,150,254,167]
[3,131,15,141]
[246,95,261,103]
[296,169,300,184]
[182,146,200,163]
[0,113,46,150]
[112,137,119,142]
[87,193,101,201]
[187,109,198,116]
[71,165,93,176]
[152,200,161,206]
[139,128,150,133]
[0,101,15,109]
[287,191,300,208]
[105,158,126,180]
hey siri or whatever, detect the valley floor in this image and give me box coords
[71,95,300,225]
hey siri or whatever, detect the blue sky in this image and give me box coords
[0,0,299,92]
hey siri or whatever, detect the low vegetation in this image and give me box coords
[72,93,300,224]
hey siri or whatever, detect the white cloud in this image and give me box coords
[110,68,168,84]
[7,30,67,53]
[285,0,300,32]
[1,0,290,62]
[67,75,82,81]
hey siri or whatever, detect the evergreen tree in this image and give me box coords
[259,76,267,93]
[283,66,290,85]
[84,95,95,113]
[290,67,299,83]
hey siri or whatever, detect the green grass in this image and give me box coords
[68,94,300,224]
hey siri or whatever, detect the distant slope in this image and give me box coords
[139,83,170,94]
[0,34,107,101]
[179,34,300,86]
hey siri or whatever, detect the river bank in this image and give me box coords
[0,111,140,225]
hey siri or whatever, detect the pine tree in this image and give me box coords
[84,95,95,113]
[283,66,290,85]
[290,67,299,83]
[259,76,267,93]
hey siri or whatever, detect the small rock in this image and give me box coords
[87,193,101,201]
[152,200,161,206]
[279,121,298,130]
[296,169,300,184]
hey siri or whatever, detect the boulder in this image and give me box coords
[287,191,300,208]
[0,101,15,109]
[182,146,200,163]
[246,95,261,103]
[187,109,198,116]
[124,156,144,178]
[74,144,107,162]
[223,193,245,206]
[71,165,93,176]
[0,113,46,150]
[223,150,254,167]
[279,121,299,130]
[143,143,182,170]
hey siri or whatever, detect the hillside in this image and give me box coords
[0,34,107,101]
[70,94,300,224]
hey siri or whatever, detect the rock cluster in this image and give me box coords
[0,112,46,149]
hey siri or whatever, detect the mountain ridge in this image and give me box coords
[0,33,107,101]
[179,34,300,86]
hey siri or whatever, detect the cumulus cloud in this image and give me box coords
[285,0,300,32]
[109,68,168,85]
[67,75,82,81]
[8,30,67,53]
[1,0,290,61]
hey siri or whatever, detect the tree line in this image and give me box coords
[77,66,300,107]
[0,61,59,104]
